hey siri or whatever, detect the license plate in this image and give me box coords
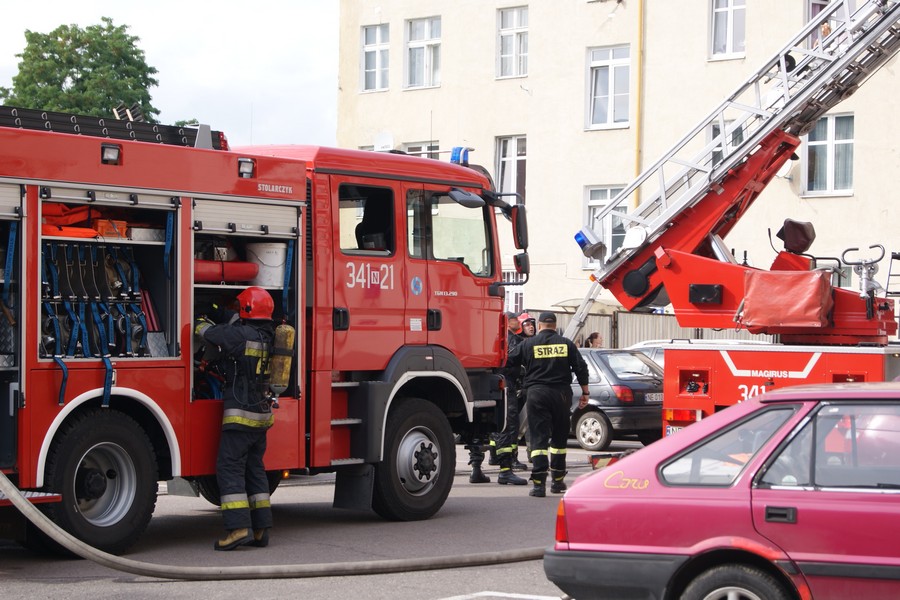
[645,392,663,403]
[665,425,683,437]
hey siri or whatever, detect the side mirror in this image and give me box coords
[448,188,485,209]
[511,204,528,250]
[514,252,530,275]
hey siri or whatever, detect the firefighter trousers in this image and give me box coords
[217,428,273,532]
[526,384,570,482]
[494,382,521,454]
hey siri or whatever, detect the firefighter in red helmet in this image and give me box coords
[195,286,277,550]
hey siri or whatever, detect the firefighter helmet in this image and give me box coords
[237,286,274,320]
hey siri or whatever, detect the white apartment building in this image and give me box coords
[337,0,900,318]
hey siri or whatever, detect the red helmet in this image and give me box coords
[237,286,274,320]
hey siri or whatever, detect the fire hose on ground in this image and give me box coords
[0,470,546,581]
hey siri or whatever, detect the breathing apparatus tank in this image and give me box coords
[268,322,295,396]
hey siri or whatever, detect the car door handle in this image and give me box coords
[765,506,797,524]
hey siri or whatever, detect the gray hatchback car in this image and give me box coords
[570,348,663,451]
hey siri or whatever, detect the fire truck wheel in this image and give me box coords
[372,397,455,521]
[574,410,613,451]
[43,409,158,555]
[195,471,283,506]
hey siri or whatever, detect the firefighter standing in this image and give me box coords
[196,286,277,550]
[507,312,589,497]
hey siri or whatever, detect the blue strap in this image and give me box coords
[53,357,69,406]
[44,243,60,298]
[99,302,115,354]
[63,301,79,357]
[129,302,148,352]
[116,303,131,355]
[282,239,294,316]
[124,246,140,295]
[43,301,62,356]
[3,221,16,308]
[76,302,91,357]
[90,302,110,357]
[110,247,130,296]
[101,357,113,408]
[164,212,174,279]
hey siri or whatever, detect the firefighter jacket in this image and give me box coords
[201,318,276,431]
[508,328,589,389]
[501,330,525,384]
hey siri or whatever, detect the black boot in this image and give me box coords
[466,444,491,483]
[550,467,568,494]
[470,464,491,484]
[529,475,546,497]
[511,448,528,471]
[497,455,527,485]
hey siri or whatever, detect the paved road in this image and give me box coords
[0,440,643,599]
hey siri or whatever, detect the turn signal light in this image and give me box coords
[664,409,698,423]
[555,500,569,544]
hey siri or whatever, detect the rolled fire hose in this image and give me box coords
[0,470,545,581]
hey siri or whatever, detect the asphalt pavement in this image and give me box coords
[0,439,643,599]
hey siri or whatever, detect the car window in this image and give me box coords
[603,352,660,379]
[661,408,794,486]
[585,356,603,384]
[760,403,900,488]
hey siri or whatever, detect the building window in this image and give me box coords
[361,24,389,91]
[498,7,529,78]
[803,114,854,195]
[503,270,525,314]
[588,46,630,128]
[586,186,625,265]
[403,142,440,160]
[710,121,745,169]
[406,17,441,88]
[808,0,833,47]
[496,136,527,203]
[711,0,745,58]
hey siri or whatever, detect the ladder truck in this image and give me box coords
[0,104,529,552]
[565,0,900,435]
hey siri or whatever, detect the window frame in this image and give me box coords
[403,142,440,160]
[361,24,390,92]
[405,16,442,89]
[497,6,529,79]
[495,135,527,204]
[584,186,626,268]
[710,0,746,60]
[586,45,631,130]
[801,113,855,197]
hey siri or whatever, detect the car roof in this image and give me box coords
[759,381,900,403]
[627,338,772,348]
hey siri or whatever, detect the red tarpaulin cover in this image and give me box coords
[742,270,834,328]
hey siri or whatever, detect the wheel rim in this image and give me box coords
[72,442,136,527]
[395,426,441,496]
[578,415,604,447]
[701,587,765,600]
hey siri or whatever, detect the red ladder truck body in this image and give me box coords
[0,105,529,552]
[565,0,900,435]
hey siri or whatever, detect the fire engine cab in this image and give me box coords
[565,0,900,434]
[0,105,529,553]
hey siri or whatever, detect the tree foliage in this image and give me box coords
[0,17,160,122]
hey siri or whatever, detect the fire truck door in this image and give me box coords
[0,183,21,469]
[422,187,498,367]
[332,179,407,370]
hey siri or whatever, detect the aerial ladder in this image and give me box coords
[565,0,900,346]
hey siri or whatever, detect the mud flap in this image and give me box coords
[333,463,374,511]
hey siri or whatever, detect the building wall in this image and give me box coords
[337,0,900,316]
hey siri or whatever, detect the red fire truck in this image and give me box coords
[0,105,529,553]
[565,0,900,434]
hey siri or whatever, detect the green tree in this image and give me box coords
[0,17,159,122]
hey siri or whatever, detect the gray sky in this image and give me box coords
[0,0,339,147]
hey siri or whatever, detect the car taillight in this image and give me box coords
[611,385,633,403]
[664,408,698,423]
[555,500,568,543]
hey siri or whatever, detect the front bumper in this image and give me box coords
[544,548,686,600]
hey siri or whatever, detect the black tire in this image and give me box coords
[574,410,612,451]
[682,564,791,600]
[372,397,455,521]
[637,429,663,446]
[196,470,283,506]
[43,410,158,555]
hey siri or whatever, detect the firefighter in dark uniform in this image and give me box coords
[507,312,589,497]
[195,286,277,550]
[491,312,527,485]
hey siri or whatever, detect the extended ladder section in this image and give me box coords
[0,104,226,150]
[566,0,900,339]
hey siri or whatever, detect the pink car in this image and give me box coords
[545,382,900,600]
